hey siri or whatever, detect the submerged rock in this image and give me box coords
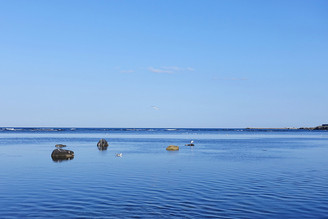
[51,149,74,160]
[55,144,66,148]
[97,139,109,150]
[166,145,179,151]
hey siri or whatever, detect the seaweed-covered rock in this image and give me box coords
[51,149,74,160]
[166,145,179,151]
[55,144,66,148]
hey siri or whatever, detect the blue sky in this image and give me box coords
[0,0,327,128]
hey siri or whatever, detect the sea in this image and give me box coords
[0,128,327,218]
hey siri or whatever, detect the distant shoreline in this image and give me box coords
[246,125,328,131]
[246,127,298,130]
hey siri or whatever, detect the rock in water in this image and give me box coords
[166,145,179,151]
[97,139,109,150]
[97,139,108,147]
[51,149,74,160]
[185,144,194,146]
[55,144,66,148]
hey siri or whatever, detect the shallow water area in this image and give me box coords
[0,128,328,218]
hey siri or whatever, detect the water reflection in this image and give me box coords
[166,150,179,155]
[51,156,74,162]
[97,145,108,151]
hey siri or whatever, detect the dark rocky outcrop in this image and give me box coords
[55,144,66,148]
[166,145,179,151]
[299,125,328,130]
[51,149,74,161]
[313,125,328,130]
[185,144,195,146]
[97,139,109,150]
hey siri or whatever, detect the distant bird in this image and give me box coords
[190,140,194,144]
[116,153,123,157]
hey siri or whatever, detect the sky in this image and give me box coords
[0,0,327,128]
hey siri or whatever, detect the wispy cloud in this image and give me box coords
[116,66,195,74]
[161,66,182,71]
[148,67,173,74]
[151,105,160,110]
[148,66,195,74]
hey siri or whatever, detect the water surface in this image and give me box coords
[0,128,327,218]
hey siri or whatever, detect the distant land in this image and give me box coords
[246,124,328,131]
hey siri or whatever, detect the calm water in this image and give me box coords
[0,128,327,218]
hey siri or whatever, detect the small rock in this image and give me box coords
[185,144,194,146]
[166,145,179,151]
[97,139,108,147]
[97,139,109,150]
[55,144,66,148]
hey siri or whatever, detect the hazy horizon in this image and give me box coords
[0,125,322,129]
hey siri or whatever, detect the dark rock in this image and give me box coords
[166,145,179,151]
[97,139,109,150]
[55,144,66,148]
[313,126,328,130]
[185,144,195,146]
[97,139,108,147]
[299,125,328,130]
[51,149,74,159]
